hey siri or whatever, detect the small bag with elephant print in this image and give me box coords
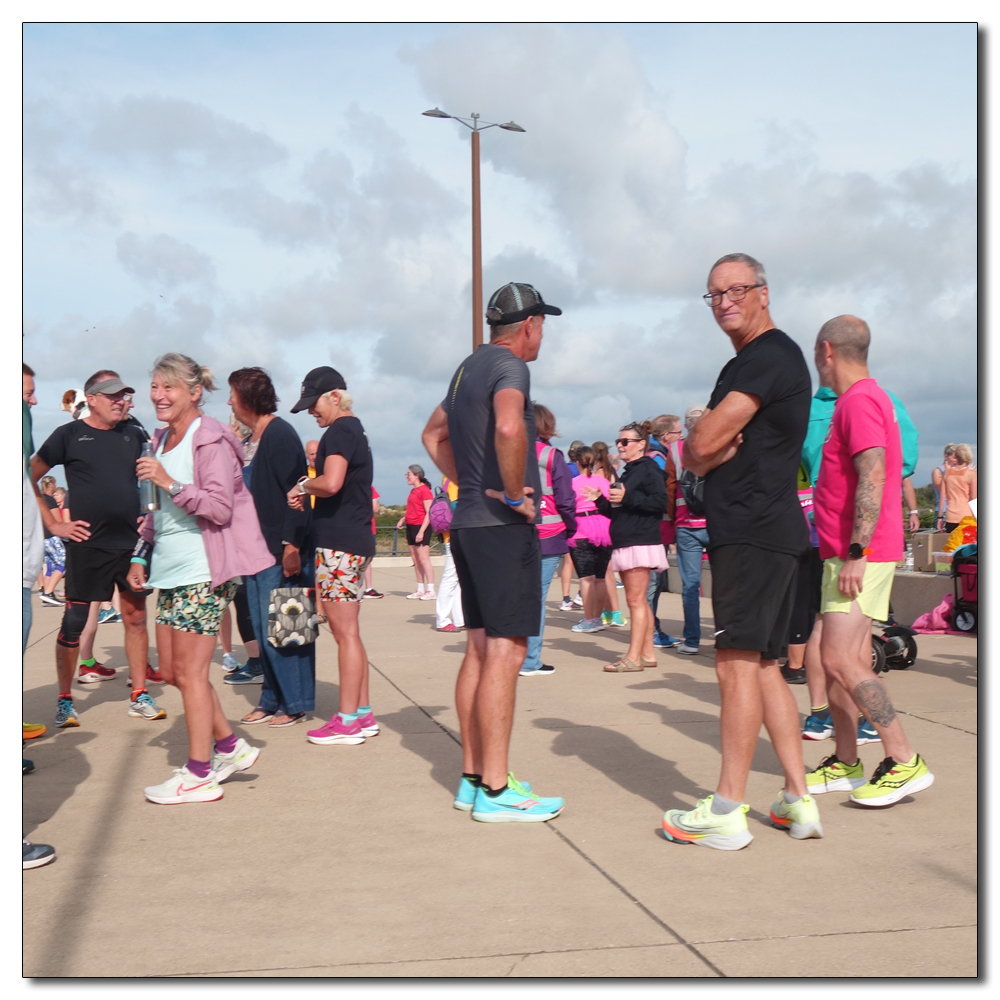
[267,587,322,647]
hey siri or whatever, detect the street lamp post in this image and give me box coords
[422,108,525,351]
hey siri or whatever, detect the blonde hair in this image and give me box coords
[954,443,974,465]
[152,353,216,406]
[39,476,56,493]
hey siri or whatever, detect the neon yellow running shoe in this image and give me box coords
[850,754,934,807]
[769,792,824,839]
[806,754,866,794]
[662,795,753,851]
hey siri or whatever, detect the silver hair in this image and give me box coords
[708,253,767,287]
[152,353,216,404]
[322,388,353,411]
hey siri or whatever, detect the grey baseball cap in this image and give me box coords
[84,375,134,396]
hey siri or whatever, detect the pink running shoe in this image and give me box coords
[357,712,380,737]
[436,623,459,632]
[306,715,366,746]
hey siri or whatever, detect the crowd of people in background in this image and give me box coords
[22,251,962,868]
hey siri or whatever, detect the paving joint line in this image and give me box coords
[365,660,725,979]
[690,921,976,946]
[896,709,976,736]
[154,940,693,977]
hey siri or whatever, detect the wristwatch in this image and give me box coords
[847,543,873,560]
[296,476,309,495]
[167,481,183,497]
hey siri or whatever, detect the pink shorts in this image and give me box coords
[610,544,668,573]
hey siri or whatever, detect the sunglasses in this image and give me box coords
[615,437,641,447]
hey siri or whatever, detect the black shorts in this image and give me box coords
[569,540,612,580]
[788,547,823,644]
[406,523,431,546]
[65,545,141,604]
[709,543,798,661]
[450,524,541,638]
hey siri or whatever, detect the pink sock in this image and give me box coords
[186,758,211,778]
[215,733,238,755]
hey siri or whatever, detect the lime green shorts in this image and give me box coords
[820,557,896,622]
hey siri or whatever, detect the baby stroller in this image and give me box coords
[951,543,978,633]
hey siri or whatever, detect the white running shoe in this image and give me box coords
[420,591,437,601]
[222,652,241,673]
[144,766,223,805]
[211,738,261,782]
[405,592,422,600]
[572,593,584,608]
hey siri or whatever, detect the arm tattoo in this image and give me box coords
[853,679,896,728]
[852,447,886,548]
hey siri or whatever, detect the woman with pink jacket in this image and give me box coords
[127,353,274,805]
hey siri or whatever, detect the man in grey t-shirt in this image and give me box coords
[422,282,565,823]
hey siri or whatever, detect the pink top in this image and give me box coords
[140,414,275,589]
[814,379,903,563]
[569,474,612,548]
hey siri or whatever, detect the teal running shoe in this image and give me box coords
[802,707,833,741]
[471,773,564,823]
[453,775,478,811]
[856,717,881,745]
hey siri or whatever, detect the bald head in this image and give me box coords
[305,439,319,468]
[816,315,870,364]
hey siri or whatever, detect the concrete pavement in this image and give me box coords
[22,564,977,977]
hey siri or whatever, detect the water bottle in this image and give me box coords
[139,442,160,513]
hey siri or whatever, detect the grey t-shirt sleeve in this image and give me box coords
[490,350,530,398]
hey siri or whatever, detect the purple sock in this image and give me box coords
[215,733,238,755]
[186,758,211,778]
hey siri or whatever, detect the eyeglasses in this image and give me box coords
[702,283,764,307]
[615,437,641,447]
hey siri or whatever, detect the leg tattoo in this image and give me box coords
[853,679,896,727]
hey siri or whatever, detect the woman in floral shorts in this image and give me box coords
[288,367,377,747]
[128,353,275,806]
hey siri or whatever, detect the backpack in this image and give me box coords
[678,467,706,517]
[536,442,567,539]
[428,483,454,533]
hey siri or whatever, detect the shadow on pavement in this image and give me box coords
[372,704,461,794]
[533,716,709,813]
[23,731,97,838]
[906,652,978,688]
[628,701,785,778]
[627,671,722,708]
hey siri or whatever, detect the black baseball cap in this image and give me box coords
[485,282,562,326]
[290,366,348,413]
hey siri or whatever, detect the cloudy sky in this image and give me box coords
[23,22,976,502]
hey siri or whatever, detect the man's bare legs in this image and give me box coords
[804,616,827,710]
[454,628,527,790]
[716,649,807,802]
[821,605,914,763]
[119,588,149,689]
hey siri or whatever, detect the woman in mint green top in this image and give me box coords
[145,416,211,589]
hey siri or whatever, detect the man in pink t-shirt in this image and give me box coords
[810,316,933,808]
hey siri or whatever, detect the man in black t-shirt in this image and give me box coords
[422,282,564,823]
[31,370,164,729]
[662,254,820,852]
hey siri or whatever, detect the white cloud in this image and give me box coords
[116,232,216,289]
